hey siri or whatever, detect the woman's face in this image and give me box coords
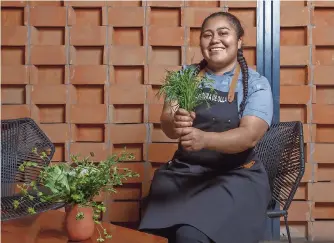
[200,16,241,69]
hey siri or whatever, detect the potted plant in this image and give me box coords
[13,148,139,242]
[157,67,216,112]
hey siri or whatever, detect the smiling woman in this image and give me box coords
[139,12,274,243]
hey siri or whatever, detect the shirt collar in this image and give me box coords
[204,63,237,77]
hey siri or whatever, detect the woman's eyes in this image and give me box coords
[202,32,228,38]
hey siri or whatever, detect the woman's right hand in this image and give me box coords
[173,108,196,137]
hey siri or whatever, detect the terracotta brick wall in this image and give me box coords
[1,1,333,241]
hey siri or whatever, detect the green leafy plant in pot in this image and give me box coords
[157,67,216,113]
[13,148,139,242]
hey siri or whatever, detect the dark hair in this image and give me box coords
[195,12,248,116]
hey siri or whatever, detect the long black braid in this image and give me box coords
[194,12,249,116]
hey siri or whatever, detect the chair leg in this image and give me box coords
[284,214,292,243]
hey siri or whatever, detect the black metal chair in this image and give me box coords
[255,121,305,243]
[1,118,65,221]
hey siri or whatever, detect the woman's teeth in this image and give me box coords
[210,48,224,51]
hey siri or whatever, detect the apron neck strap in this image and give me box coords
[227,64,240,103]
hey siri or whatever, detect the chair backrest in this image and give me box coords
[254,121,305,210]
[1,118,55,197]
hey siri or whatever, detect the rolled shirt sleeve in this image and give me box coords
[242,73,274,126]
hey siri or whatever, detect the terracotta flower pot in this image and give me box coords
[65,204,95,241]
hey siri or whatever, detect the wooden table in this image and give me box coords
[1,210,167,243]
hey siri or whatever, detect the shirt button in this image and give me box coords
[228,119,231,123]
[212,117,215,121]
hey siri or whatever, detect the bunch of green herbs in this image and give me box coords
[13,148,139,242]
[158,67,216,112]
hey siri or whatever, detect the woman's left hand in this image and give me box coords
[179,127,207,151]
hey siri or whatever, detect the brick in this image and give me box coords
[312,203,334,220]
[311,8,334,27]
[309,182,334,202]
[148,26,185,46]
[148,104,163,123]
[1,66,29,84]
[280,86,311,104]
[280,46,310,66]
[30,65,66,85]
[67,7,107,26]
[70,143,110,161]
[149,46,182,66]
[109,46,146,65]
[69,65,107,84]
[1,1,27,7]
[109,85,146,104]
[1,85,26,105]
[314,144,334,164]
[1,8,25,26]
[147,143,178,162]
[313,26,334,46]
[303,124,316,143]
[280,6,309,27]
[70,104,107,124]
[108,7,145,27]
[72,124,106,143]
[146,65,181,85]
[109,124,147,144]
[280,67,308,85]
[70,26,109,46]
[1,105,30,119]
[312,1,334,7]
[108,187,141,200]
[310,221,334,241]
[186,46,203,64]
[29,6,66,26]
[301,162,313,183]
[30,46,66,65]
[151,125,177,143]
[314,47,334,66]
[316,125,334,143]
[225,9,257,28]
[28,1,64,7]
[111,66,145,85]
[40,124,70,143]
[313,104,334,124]
[183,7,222,27]
[317,165,334,182]
[314,66,334,85]
[108,201,139,222]
[242,27,256,47]
[149,7,183,27]
[69,46,106,65]
[66,1,106,7]
[110,105,144,124]
[30,26,66,46]
[31,104,66,124]
[316,87,334,105]
[147,1,183,7]
[30,84,67,104]
[147,85,164,104]
[225,1,257,8]
[1,26,27,46]
[282,201,310,222]
[279,105,308,123]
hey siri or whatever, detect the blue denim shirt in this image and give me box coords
[182,64,274,126]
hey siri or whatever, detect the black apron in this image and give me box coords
[139,66,271,243]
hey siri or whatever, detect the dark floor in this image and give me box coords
[261,241,333,243]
